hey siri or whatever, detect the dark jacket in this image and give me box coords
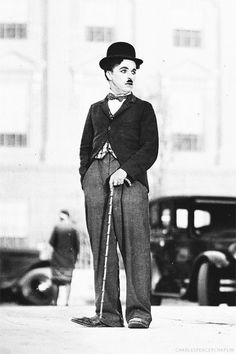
[79,93,159,190]
[49,224,80,266]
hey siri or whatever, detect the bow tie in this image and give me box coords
[107,93,129,102]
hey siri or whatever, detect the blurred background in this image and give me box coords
[0,0,236,268]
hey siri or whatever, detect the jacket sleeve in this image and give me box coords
[74,231,80,257]
[79,106,94,180]
[120,102,159,178]
[49,227,57,249]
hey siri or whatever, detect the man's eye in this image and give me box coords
[120,69,127,73]
[132,71,136,75]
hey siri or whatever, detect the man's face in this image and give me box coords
[59,212,68,221]
[106,59,137,95]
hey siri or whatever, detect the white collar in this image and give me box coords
[108,89,132,97]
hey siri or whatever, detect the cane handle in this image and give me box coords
[124,178,132,187]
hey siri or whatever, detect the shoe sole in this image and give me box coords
[128,324,149,328]
[128,320,149,329]
[71,318,108,327]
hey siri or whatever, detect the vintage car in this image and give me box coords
[150,195,236,306]
[0,248,55,305]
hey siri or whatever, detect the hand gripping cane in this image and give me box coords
[99,178,131,320]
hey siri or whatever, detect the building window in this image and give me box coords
[86,26,114,42]
[173,29,201,48]
[0,23,27,39]
[172,133,203,151]
[0,81,29,148]
[0,133,27,147]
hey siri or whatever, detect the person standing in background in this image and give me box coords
[49,210,80,306]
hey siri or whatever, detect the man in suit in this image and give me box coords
[72,42,158,328]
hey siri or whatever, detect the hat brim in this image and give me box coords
[99,55,143,69]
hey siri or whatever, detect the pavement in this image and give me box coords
[0,305,236,354]
[0,269,236,354]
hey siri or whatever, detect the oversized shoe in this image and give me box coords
[71,315,108,327]
[128,317,149,329]
[71,315,124,328]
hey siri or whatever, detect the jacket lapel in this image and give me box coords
[101,99,111,119]
[114,93,136,118]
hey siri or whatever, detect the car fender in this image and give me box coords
[150,252,161,292]
[1,259,52,291]
[196,250,230,268]
[14,260,51,286]
[17,266,52,287]
[182,250,230,301]
[28,260,51,271]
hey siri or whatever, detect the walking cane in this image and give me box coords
[99,178,132,320]
[99,183,114,319]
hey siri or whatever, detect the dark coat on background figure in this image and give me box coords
[49,223,80,285]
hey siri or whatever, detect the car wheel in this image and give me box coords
[17,268,56,305]
[150,294,162,306]
[197,262,220,306]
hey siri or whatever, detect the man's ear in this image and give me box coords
[106,70,112,81]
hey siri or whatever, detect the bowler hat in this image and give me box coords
[99,42,143,69]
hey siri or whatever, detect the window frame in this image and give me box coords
[86,26,114,42]
[172,133,204,152]
[173,29,202,48]
[0,23,27,39]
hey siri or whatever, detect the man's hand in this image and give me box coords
[109,168,127,189]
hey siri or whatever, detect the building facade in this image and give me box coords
[0,0,235,251]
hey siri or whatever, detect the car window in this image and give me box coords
[194,210,211,228]
[176,208,188,229]
[161,208,171,228]
[194,201,236,231]
[149,203,159,227]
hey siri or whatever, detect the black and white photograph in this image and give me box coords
[0,0,235,353]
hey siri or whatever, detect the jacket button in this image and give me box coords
[108,126,111,131]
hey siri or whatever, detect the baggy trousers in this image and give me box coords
[82,153,152,326]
